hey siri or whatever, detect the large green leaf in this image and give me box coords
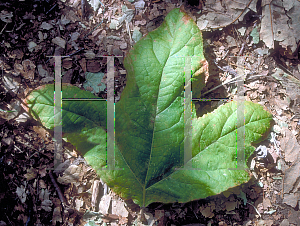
[25,8,272,207]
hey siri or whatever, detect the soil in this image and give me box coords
[0,0,300,225]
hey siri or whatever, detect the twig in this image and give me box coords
[200,59,264,97]
[201,61,239,96]
[49,171,68,207]
[0,22,8,35]
[4,213,13,226]
[247,202,261,218]
[83,0,106,39]
[46,3,57,15]
[201,73,245,96]
[214,0,254,29]
[62,47,85,59]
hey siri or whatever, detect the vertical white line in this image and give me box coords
[107,56,115,170]
[236,56,246,169]
[53,56,62,169]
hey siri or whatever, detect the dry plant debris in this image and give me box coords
[0,0,299,225]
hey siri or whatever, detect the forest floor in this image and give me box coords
[0,0,300,225]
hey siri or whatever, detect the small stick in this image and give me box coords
[0,22,8,35]
[49,171,68,207]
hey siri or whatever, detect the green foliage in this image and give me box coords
[25,8,272,207]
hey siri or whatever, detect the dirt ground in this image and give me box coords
[0,0,300,225]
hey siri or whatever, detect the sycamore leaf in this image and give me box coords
[24,8,272,207]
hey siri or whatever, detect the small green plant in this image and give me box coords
[25,8,272,207]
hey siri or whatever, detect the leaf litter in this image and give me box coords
[0,0,300,225]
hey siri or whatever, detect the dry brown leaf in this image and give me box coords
[24,167,38,181]
[281,128,300,163]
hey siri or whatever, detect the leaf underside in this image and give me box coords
[25,8,272,207]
